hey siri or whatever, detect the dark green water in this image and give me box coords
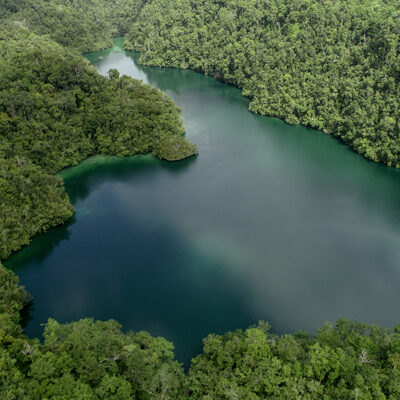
[6,39,400,365]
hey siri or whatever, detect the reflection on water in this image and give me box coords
[6,39,400,366]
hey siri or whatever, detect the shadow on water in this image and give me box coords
[18,226,263,368]
[8,40,400,368]
[7,173,273,366]
[61,154,197,203]
[20,301,34,332]
[5,217,76,272]
[6,153,198,271]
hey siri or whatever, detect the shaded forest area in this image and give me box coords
[1,0,145,51]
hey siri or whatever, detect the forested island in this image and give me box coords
[2,0,400,398]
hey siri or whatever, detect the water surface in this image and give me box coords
[6,39,400,365]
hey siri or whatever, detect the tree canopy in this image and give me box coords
[2,262,400,399]
[0,263,185,400]
[0,0,146,52]
[0,26,196,260]
[126,0,400,167]
[1,0,400,398]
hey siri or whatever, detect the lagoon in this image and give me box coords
[7,39,400,365]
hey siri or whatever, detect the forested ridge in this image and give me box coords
[126,0,400,167]
[0,0,146,52]
[0,16,196,260]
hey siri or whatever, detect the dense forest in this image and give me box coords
[0,0,145,52]
[126,0,400,167]
[0,24,196,260]
[2,0,400,398]
[2,262,400,399]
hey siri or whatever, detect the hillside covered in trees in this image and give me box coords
[0,25,196,260]
[0,0,146,52]
[126,0,400,167]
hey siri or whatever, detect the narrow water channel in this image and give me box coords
[6,39,400,365]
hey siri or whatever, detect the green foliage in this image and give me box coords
[0,261,35,400]
[25,318,185,400]
[0,261,31,326]
[0,265,185,400]
[0,0,112,52]
[2,1,400,398]
[2,264,400,400]
[126,0,400,167]
[107,0,147,37]
[187,321,400,399]
[0,157,74,260]
[0,0,146,52]
[0,27,196,260]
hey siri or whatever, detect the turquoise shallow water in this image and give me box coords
[6,39,400,365]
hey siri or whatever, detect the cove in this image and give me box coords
[6,39,400,366]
